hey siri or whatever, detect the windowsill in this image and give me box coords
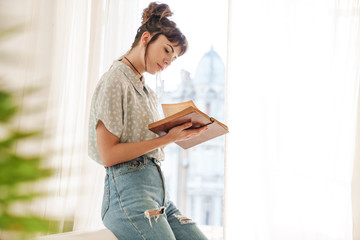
[33,226,223,240]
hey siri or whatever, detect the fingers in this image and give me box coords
[178,121,193,130]
[185,125,208,136]
[178,125,208,141]
[167,122,209,143]
[174,122,208,134]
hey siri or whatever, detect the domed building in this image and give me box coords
[161,47,226,226]
[193,45,226,122]
[194,46,226,85]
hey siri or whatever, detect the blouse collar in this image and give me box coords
[114,60,147,96]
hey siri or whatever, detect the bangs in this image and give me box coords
[166,33,188,57]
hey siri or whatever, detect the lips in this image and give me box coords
[157,64,164,71]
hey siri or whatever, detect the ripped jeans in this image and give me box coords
[102,156,208,240]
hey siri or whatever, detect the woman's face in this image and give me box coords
[145,34,182,74]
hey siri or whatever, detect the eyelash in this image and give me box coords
[165,47,176,61]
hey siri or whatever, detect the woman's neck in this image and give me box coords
[123,50,145,77]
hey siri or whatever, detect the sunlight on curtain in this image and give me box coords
[16,0,140,232]
[353,85,360,240]
[225,0,360,239]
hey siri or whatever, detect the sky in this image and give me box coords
[138,0,229,91]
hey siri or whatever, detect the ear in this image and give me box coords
[141,31,151,47]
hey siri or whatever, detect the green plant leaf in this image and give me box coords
[0,90,18,122]
[0,129,42,148]
[0,25,24,42]
[0,212,58,233]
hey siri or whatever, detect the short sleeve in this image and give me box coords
[94,73,125,138]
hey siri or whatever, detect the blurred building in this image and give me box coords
[161,46,226,226]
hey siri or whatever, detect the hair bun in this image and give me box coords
[141,2,173,25]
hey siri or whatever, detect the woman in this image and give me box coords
[88,2,208,239]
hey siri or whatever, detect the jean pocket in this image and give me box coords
[112,157,147,177]
[101,173,110,220]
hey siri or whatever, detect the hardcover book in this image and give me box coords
[148,100,229,149]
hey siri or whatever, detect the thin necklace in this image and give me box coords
[123,56,143,81]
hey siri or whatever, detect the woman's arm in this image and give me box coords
[96,120,207,167]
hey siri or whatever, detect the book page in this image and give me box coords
[161,100,197,117]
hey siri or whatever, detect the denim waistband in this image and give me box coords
[104,155,161,170]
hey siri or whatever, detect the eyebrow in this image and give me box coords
[166,44,174,53]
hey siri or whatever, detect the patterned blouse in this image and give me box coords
[88,60,164,165]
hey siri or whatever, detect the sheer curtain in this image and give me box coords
[43,0,141,231]
[354,85,360,240]
[225,0,360,239]
[1,0,140,233]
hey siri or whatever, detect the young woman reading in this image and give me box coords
[88,2,208,239]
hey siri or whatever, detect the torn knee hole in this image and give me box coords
[144,206,166,227]
[174,214,193,224]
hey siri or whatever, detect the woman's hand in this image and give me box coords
[164,122,208,143]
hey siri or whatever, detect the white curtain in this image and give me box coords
[0,0,140,233]
[225,0,360,239]
[353,86,360,240]
[44,0,141,231]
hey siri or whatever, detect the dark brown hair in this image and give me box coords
[131,2,188,61]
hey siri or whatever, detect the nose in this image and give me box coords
[164,58,171,69]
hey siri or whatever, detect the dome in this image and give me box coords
[193,46,225,85]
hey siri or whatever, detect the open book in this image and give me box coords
[148,100,229,149]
